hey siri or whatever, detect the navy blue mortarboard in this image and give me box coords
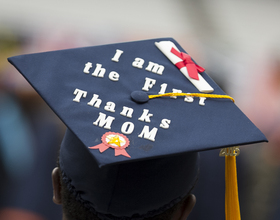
[8,38,267,219]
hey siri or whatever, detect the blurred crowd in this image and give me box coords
[0,27,67,220]
[0,25,126,219]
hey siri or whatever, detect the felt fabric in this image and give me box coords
[7,38,267,167]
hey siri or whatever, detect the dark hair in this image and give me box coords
[58,166,197,220]
[60,169,98,220]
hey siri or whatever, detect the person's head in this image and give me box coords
[52,166,197,220]
[51,129,199,220]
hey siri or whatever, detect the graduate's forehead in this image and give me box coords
[8,38,267,167]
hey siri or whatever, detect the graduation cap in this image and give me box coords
[8,38,267,220]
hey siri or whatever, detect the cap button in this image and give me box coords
[131,91,149,103]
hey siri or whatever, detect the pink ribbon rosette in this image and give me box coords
[89,132,131,158]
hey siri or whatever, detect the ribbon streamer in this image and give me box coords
[155,41,214,93]
[170,47,205,80]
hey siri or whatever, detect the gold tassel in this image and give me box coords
[220,147,241,220]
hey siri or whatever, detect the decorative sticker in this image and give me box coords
[89,132,131,158]
[155,41,214,93]
[170,47,205,80]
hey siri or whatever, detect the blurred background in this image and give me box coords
[0,0,279,219]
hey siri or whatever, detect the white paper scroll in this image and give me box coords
[155,41,214,93]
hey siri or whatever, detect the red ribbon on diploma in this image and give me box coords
[89,132,131,158]
[170,47,205,80]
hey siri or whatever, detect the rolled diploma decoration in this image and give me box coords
[155,41,214,93]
